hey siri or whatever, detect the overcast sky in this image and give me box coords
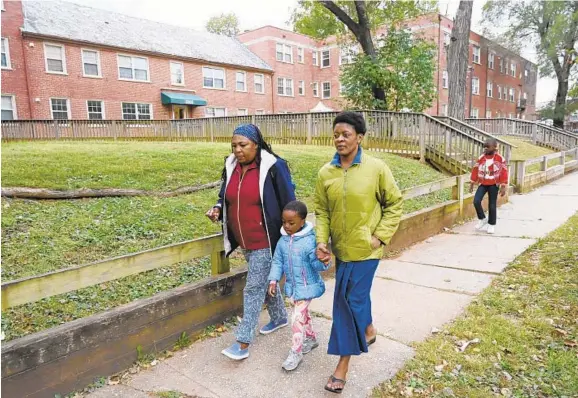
[63,0,555,106]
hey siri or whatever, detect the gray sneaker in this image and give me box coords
[282,350,303,371]
[302,337,319,354]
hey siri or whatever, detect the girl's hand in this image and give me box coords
[469,182,475,194]
[205,206,221,223]
[371,236,382,250]
[268,282,277,297]
[316,243,331,264]
[499,184,507,197]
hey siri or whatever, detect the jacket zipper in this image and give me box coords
[237,169,247,248]
[343,168,348,237]
[289,236,297,290]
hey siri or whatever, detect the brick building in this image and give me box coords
[1,1,537,121]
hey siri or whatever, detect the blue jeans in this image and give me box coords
[236,248,287,344]
[474,184,499,225]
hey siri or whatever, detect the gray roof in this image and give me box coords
[21,1,273,71]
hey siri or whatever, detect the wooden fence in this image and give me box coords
[1,173,467,309]
[510,147,578,193]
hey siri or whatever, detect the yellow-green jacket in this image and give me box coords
[314,148,403,261]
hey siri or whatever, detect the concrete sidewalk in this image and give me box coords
[88,172,578,398]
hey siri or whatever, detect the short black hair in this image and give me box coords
[333,111,367,135]
[283,200,308,219]
[484,138,498,147]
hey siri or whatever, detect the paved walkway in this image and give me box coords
[88,173,578,398]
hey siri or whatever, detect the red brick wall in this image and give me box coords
[1,0,31,119]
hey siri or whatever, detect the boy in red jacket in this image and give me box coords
[469,138,508,234]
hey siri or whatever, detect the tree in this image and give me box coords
[291,0,436,108]
[537,100,578,120]
[205,13,240,37]
[483,1,578,128]
[340,28,436,111]
[447,0,473,120]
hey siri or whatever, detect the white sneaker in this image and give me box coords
[487,225,495,234]
[475,218,488,230]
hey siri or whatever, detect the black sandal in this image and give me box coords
[325,375,346,394]
[367,335,377,346]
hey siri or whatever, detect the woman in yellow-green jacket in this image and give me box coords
[314,111,403,394]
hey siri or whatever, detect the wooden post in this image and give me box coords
[53,120,59,140]
[112,120,118,140]
[251,115,256,125]
[561,151,566,167]
[211,250,230,276]
[541,155,547,171]
[306,113,312,145]
[531,124,537,144]
[457,174,465,216]
[516,160,526,193]
[418,116,426,162]
[210,118,215,142]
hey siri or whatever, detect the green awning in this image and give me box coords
[161,92,207,106]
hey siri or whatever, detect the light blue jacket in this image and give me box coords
[268,222,329,301]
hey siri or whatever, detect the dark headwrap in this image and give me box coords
[233,124,261,145]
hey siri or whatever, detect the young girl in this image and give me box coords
[470,138,508,234]
[268,200,329,371]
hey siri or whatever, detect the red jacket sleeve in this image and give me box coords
[498,156,509,185]
[470,163,479,183]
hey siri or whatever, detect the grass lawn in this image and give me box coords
[375,212,578,398]
[503,136,561,174]
[1,141,450,341]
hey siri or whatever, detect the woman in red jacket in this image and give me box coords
[469,138,508,234]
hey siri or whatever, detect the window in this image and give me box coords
[276,43,293,63]
[313,82,319,97]
[203,67,225,89]
[486,110,492,118]
[237,108,248,116]
[298,80,305,96]
[488,53,494,69]
[487,81,493,98]
[321,49,330,67]
[339,82,346,96]
[470,108,479,118]
[442,70,448,89]
[122,103,151,120]
[1,95,16,120]
[497,85,502,100]
[254,73,264,94]
[472,77,479,95]
[322,81,331,99]
[312,50,318,66]
[510,62,516,77]
[205,107,226,117]
[1,0,4,11]
[170,61,184,85]
[499,58,504,73]
[277,77,293,96]
[255,109,265,115]
[50,98,70,120]
[44,43,66,73]
[235,71,247,92]
[508,113,513,119]
[1,37,10,69]
[298,47,304,63]
[340,46,358,65]
[472,46,480,64]
[87,100,104,120]
[79,49,101,77]
[443,32,451,47]
[509,88,515,102]
[118,55,148,81]
[441,104,448,116]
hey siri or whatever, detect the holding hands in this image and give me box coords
[205,206,221,223]
[316,243,332,264]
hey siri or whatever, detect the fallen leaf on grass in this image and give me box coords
[108,376,120,385]
[554,328,568,336]
[564,340,577,347]
[459,338,480,352]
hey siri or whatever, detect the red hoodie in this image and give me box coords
[470,153,508,185]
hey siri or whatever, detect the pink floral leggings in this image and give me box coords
[291,300,316,353]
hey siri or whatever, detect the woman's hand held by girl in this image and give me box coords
[205,207,221,223]
[316,243,331,264]
[268,281,277,297]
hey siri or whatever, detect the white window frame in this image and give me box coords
[237,108,248,116]
[321,49,330,68]
[472,46,481,64]
[117,54,150,82]
[472,77,480,95]
[298,80,305,96]
[339,46,358,65]
[235,71,247,92]
[339,82,345,96]
[1,37,11,69]
[297,47,304,63]
[470,108,479,119]
[488,53,494,69]
[276,43,293,63]
[499,58,504,74]
[255,109,265,115]
[121,102,153,120]
[277,77,294,97]
[254,73,265,94]
[81,49,102,78]
[50,98,71,120]
[497,85,502,100]
[313,82,319,97]
[509,88,515,102]
[170,61,185,86]
[86,100,105,120]
[322,81,331,99]
[443,32,451,47]
[486,81,493,98]
[442,70,448,89]
[1,94,17,120]
[44,42,67,75]
[205,106,226,117]
[510,62,516,77]
[202,66,226,90]
[486,110,492,118]
[1,1,4,11]
[312,50,318,66]
[441,104,448,116]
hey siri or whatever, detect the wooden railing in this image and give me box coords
[1,173,470,309]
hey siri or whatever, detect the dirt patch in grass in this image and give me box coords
[374,212,578,398]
